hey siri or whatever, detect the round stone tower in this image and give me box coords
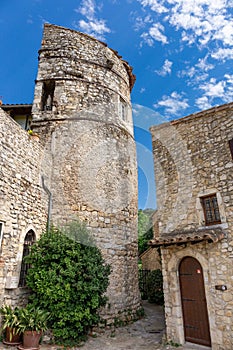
[32,24,141,321]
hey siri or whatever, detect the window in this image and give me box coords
[119,97,127,121]
[201,194,221,225]
[0,222,3,248]
[18,230,36,287]
[14,115,32,130]
[229,138,233,160]
[41,80,55,111]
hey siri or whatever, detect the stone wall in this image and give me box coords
[32,24,135,136]
[150,103,233,349]
[30,24,141,322]
[0,108,47,306]
[151,104,233,235]
[140,248,161,271]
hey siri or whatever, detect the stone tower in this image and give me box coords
[31,24,141,321]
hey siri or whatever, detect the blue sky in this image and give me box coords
[1,0,233,209]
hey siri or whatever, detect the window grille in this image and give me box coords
[18,230,36,287]
[201,194,221,225]
[119,97,127,121]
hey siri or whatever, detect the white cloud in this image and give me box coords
[74,0,111,40]
[177,55,212,84]
[225,74,233,84]
[137,0,233,52]
[223,74,233,102]
[136,0,233,116]
[178,66,196,79]
[156,59,173,76]
[195,96,212,110]
[199,78,225,98]
[141,22,168,46]
[195,74,233,110]
[78,19,111,39]
[132,13,153,31]
[154,91,189,116]
[212,18,233,46]
[167,0,231,47]
[149,23,168,44]
[76,0,95,20]
[195,56,214,72]
[140,0,168,13]
[140,32,154,46]
[211,48,233,61]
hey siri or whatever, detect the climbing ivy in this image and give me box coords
[25,221,111,345]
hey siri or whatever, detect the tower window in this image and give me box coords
[119,97,127,121]
[229,138,233,159]
[18,230,36,287]
[41,80,55,111]
[201,194,221,226]
[0,222,3,248]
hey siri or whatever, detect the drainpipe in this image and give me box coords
[41,176,52,232]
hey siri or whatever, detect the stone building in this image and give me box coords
[150,103,233,349]
[0,24,141,322]
[139,247,161,271]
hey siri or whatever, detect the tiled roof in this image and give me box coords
[149,227,226,247]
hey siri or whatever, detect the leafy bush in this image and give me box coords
[146,269,164,305]
[25,222,111,345]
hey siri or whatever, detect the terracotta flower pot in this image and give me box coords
[30,134,40,141]
[3,326,21,345]
[18,330,42,350]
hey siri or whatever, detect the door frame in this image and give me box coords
[179,256,211,346]
[163,248,213,346]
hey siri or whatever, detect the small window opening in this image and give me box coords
[41,80,55,111]
[18,230,36,287]
[0,222,3,249]
[201,194,221,226]
[229,138,233,160]
[119,97,127,121]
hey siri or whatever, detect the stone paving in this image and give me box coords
[0,301,209,350]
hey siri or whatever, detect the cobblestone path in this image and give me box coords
[0,301,208,350]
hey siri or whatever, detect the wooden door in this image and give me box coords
[179,257,211,346]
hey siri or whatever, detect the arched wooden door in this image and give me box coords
[179,257,211,346]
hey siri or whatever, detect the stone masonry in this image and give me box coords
[0,24,141,322]
[150,103,233,349]
[0,109,47,305]
[32,24,141,321]
[140,248,161,271]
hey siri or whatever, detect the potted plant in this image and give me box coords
[17,305,50,350]
[27,129,40,141]
[0,305,22,345]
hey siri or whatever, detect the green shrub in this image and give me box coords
[25,221,111,345]
[138,210,154,256]
[146,269,164,305]
[138,268,150,300]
